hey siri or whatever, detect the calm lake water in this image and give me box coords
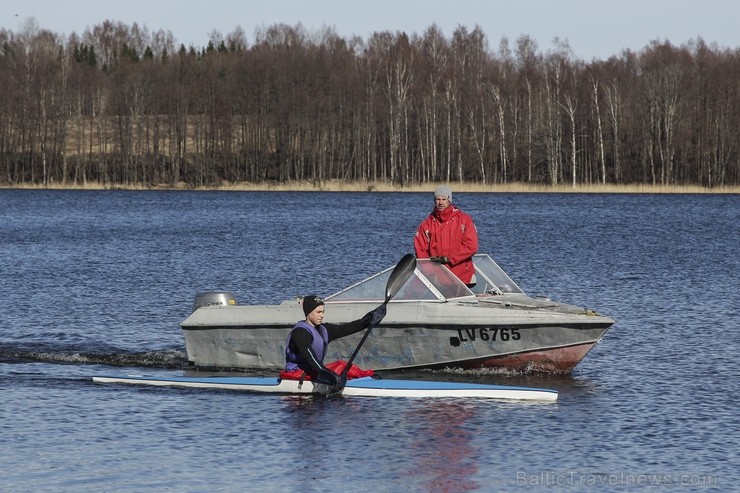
[1,189,737,492]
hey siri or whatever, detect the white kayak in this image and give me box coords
[92,374,558,402]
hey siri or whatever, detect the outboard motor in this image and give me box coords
[192,291,237,313]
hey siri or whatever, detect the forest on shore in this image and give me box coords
[1,19,738,190]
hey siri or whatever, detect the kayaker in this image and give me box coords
[284,295,386,391]
[414,184,479,287]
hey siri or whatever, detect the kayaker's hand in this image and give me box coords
[363,304,387,327]
[332,372,347,394]
[430,256,449,264]
[315,367,338,387]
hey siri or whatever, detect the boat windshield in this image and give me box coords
[469,254,524,295]
[326,259,475,302]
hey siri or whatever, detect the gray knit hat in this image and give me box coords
[434,184,452,202]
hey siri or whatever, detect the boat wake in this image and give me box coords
[377,365,577,389]
[436,366,539,377]
[0,343,189,369]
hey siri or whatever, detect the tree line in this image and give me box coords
[1,19,738,188]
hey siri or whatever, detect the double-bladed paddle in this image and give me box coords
[334,253,417,392]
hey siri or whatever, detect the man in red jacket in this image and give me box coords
[414,184,479,286]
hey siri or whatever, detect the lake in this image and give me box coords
[1,189,737,492]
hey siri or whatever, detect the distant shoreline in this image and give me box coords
[3,180,739,194]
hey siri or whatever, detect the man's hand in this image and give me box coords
[363,304,387,327]
[331,372,347,394]
[315,367,338,386]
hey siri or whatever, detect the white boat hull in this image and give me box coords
[181,316,611,373]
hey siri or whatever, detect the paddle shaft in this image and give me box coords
[339,254,416,381]
[342,299,389,374]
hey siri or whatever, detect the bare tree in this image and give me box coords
[515,35,540,183]
[418,24,449,182]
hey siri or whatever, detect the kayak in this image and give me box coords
[92,374,558,402]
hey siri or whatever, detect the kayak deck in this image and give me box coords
[92,375,558,402]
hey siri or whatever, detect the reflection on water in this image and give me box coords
[406,402,479,492]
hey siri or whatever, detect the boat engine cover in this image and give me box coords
[192,291,237,312]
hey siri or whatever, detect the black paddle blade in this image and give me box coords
[385,253,417,303]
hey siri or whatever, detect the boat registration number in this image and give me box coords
[455,327,522,343]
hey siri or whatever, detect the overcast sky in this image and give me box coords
[3,0,738,60]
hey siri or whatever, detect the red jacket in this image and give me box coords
[414,205,479,284]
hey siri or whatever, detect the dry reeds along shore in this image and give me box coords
[5,180,740,194]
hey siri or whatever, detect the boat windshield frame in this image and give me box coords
[468,254,525,296]
[326,259,477,303]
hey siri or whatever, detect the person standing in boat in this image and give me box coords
[414,184,479,287]
[283,295,386,390]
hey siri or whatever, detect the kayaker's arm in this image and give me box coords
[325,305,387,342]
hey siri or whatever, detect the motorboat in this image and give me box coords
[180,254,615,374]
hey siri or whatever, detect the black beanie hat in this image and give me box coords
[302,295,325,316]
